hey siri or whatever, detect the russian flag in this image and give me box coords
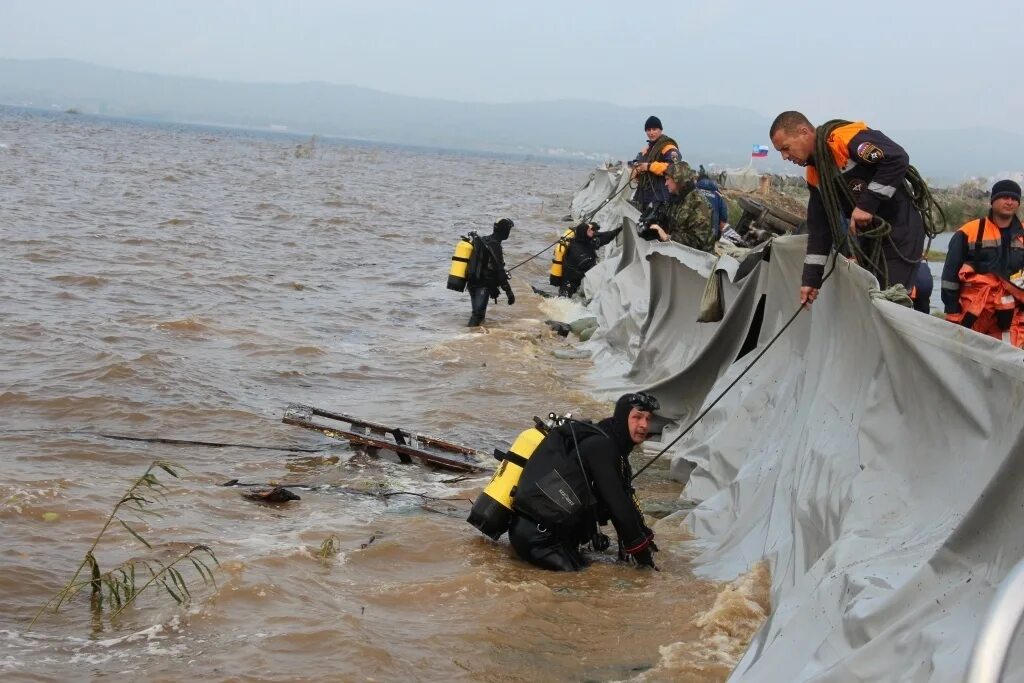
[751,144,769,158]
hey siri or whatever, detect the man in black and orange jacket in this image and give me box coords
[941,180,1024,346]
[769,111,925,308]
[630,115,680,212]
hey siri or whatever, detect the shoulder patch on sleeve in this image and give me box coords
[856,142,884,163]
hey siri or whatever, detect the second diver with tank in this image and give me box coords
[466,218,516,326]
[467,392,662,572]
[558,221,623,298]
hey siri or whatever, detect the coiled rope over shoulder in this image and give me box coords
[814,119,946,287]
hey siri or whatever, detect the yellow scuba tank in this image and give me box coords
[447,234,476,292]
[548,228,575,286]
[467,419,548,540]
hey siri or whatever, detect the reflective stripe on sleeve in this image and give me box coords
[804,254,829,266]
[867,182,896,198]
[941,280,960,290]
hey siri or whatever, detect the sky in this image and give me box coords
[3,0,1022,132]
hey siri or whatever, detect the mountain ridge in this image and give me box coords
[0,57,1017,180]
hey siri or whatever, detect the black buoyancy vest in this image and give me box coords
[511,422,605,527]
[468,234,506,286]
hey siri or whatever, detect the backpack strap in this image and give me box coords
[478,236,509,287]
[972,217,986,262]
[494,448,529,468]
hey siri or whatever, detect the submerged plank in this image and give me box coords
[282,404,488,473]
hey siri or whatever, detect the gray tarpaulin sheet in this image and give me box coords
[570,171,1024,681]
[569,164,636,233]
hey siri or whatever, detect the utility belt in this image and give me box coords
[513,507,601,556]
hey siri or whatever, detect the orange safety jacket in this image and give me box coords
[634,134,681,207]
[640,134,680,177]
[805,122,868,189]
[947,265,1024,346]
[800,121,922,290]
[942,215,1024,345]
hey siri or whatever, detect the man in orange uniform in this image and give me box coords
[941,180,1024,346]
[769,111,925,308]
[630,115,680,212]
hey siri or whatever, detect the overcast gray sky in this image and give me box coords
[3,0,1021,131]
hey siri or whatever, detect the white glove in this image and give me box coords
[720,224,745,245]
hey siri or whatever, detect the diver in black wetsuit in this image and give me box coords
[466,218,515,326]
[508,392,660,571]
[560,222,622,298]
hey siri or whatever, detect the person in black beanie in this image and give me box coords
[560,221,623,298]
[941,179,1024,345]
[507,392,660,571]
[630,115,680,211]
[466,218,515,326]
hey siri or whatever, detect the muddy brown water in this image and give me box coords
[0,107,768,681]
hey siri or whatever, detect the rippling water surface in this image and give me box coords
[0,108,767,682]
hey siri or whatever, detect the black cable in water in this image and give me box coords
[0,428,325,453]
[506,238,562,272]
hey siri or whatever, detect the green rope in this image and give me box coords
[814,120,946,288]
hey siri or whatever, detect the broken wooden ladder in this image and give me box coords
[282,404,489,473]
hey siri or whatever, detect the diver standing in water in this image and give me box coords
[466,218,515,326]
[507,392,660,571]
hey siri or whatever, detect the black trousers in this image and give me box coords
[468,286,493,325]
[862,234,926,290]
[911,260,933,314]
[861,201,926,290]
[508,515,588,572]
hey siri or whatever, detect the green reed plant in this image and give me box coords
[317,535,339,564]
[28,460,218,629]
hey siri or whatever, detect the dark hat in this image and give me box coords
[991,179,1022,203]
[644,115,663,131]
[573,221,601,241]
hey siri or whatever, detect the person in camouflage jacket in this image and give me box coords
[644,161,715,252]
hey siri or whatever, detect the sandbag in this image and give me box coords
[569,317,598,334]
[697,260,725,323]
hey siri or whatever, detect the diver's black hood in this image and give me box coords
[492,218,513,241]
[596,394,638,456]
[572,221,603,243]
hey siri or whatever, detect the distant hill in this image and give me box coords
[0,57,1018,181]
